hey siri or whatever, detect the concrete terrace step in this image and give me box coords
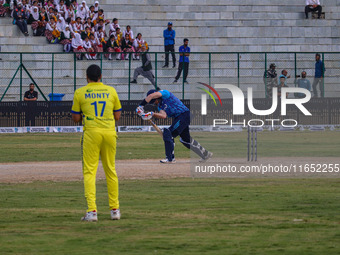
[96,0,325,6]
[104,12,340,21]
[2,16,340,28]
[2,21,337,36]
[98,4,319,13]
[92,19,340,27]
[99,26,336,38]
[100,5,338,16]
[0,45,63,52]
[0,36,53,45]
[0,17,12,25]
[0,39,338,52]
[1,44,340,52]
[1,22,339,51]
[102,11,333,21]
[1,37,338,47]
[1,57,339,70]
[0,22,44,38]
[1,44,339,52]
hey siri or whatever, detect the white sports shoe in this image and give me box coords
[81,210,98,222]
[160,158,176,164]
[199,151,213,163]
[111,209,121,220]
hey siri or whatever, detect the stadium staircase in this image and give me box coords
[0,0,339,101]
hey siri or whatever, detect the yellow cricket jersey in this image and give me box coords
[71,82,122,131]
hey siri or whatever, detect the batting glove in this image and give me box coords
[141,112,153,120]
[136,106,144,116]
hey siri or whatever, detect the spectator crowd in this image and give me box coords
[0,0,148,60]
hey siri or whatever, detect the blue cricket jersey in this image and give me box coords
[158,90,189,118]
[179,45,190,63]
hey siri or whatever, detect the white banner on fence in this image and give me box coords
[118,126,149,132]
[211,126,243,132]
[26,127,52,133]
[189,126,211,132]
[0,125,338,134]
[0,127,21,133]
[52,126,83,133]
[332,125,340,131]
[149,126,168,132]
[0,126,84,134]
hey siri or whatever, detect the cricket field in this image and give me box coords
[0,132,339,254]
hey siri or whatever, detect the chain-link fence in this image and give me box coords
[0,52,338,102]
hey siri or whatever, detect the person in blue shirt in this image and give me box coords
[294,71,312,98]
[312,53,325,98]
[136,88,213,164]
[174,38,190,83]
[163,22,176,68]
[278,69,290,86]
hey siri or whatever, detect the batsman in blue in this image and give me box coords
[136,88,213,163]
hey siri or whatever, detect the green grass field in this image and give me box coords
[1,131,340,254]
[0,131,339,162]
[1,179,340,254]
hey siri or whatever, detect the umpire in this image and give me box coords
[130,45,155,87]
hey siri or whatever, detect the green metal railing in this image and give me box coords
[0,52,334,102]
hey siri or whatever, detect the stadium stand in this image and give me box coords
[0,0,339,101]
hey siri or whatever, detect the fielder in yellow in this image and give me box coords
[71,64,122,222]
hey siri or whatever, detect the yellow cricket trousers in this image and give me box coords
[81,129,119,212]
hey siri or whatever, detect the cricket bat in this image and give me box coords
[148,119,163,137]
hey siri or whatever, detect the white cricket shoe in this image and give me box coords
[160,158,176,164]
[199,151,213,163]
[81,210,98,222]
[111,209,121,220]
